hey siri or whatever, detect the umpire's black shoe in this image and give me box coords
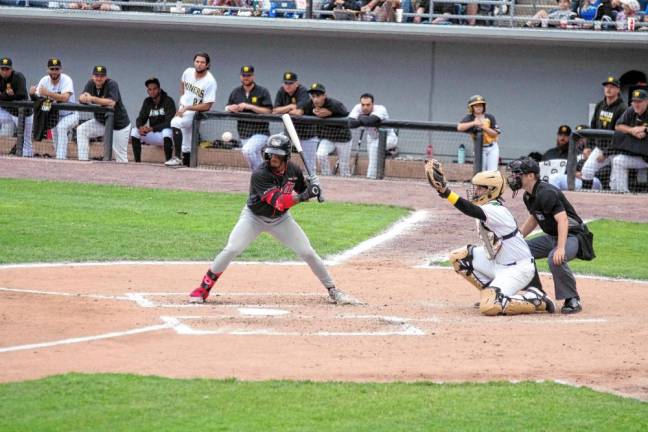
[561,297,582,314]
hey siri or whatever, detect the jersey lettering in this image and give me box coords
[149,108,165,117]
[184,81,205,101]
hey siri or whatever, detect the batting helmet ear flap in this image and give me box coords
[263,134,292,161]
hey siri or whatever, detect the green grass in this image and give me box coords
[0,178,409,264]
[0,374,645,431]
[432,219,648,280]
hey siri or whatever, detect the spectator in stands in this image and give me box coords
[77,65,131,162]
[457,94,500,171]
[202,0,247,15]
[462,1,494,25]
[595,0,621,22]
[295,83,353,176]
[225,65,273,170]
[348,93,398,179]
[272,71,317,174]
[320,0,362,20]
[616,0,641,29]
[28,58,79,160]
[526,0,576,27]
[548,128,603,190]
[581,76,626,189]
[68,1,121,10]
[542,125,571,161]
[0,57,34,157]
[610,89,648,193]
[576,0,602,25]
[360,0,398,21]
[131,77,177,164]
[413,0,455,24]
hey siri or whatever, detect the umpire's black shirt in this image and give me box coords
[227,84,273,139]
[523,180,583,236]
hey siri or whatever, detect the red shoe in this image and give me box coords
[189,286,210,303]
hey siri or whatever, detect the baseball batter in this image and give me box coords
[457,95,500,171]
[166,52,217,167]
[189,133,362,306]
[425,160,555,316]
[29,58,79,160]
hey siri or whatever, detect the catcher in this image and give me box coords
[424,160,555,316]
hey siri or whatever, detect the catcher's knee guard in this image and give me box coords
[449,245,486,291]
[479,287,543,316]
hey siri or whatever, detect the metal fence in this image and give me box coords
[0,100,115,161]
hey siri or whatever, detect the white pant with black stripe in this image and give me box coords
[130,127,173,145]
[241,134,269,170]
[52,112,80,160]
[366,134,398,179]
[610,154,648,193]
[0,107,33,156]
[316,139,352,176]
[581,147,611,180]
[76,119,130,162]
[170,111,195,153]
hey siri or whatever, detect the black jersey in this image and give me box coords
[247,161,306,219]
[82,79,130,129]
[300,96,351,142]
[523,181,583,237]
[590,97,626,130]
[0,70,31,117]
[274,85,316,139]
[227,84,273,139]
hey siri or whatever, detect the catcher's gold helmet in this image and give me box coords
[467,170,505,206]
[467,95,486,113]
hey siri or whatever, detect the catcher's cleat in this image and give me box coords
[328,287,364,306]
[189,286,211,304]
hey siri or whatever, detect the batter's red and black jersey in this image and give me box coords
[247,161,306,219]
[227,84,273,139]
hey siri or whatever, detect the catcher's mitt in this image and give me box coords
[424,159,447,192]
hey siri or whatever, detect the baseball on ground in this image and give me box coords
[222,131,233,142]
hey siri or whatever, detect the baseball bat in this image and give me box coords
[281,114,324,203]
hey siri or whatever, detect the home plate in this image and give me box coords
[238,307,290,317]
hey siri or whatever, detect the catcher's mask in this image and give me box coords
[506,157,540,191]
[263,134,292,161]
[467,95,486,113]
[467,170,505,206]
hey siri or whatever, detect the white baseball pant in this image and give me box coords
[366,134,398,179]
[300,136,319,175]
[470,246,536,297]
[241,134,269,170]
[52,112,80,160]
[317,139,352,176]
[0,107,33,156]
[548,173,602,191]
[170,111,195,153]
[210,206,335,289]
[581,147,611,180]
[130,127,173,145]
[481,142,500,171]
[76,119,130,163]
[610,154,648,193]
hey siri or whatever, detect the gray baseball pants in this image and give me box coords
[526,234,580,300]
[210,206,335,289]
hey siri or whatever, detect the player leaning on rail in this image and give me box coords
[424,160,555,316]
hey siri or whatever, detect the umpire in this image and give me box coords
[507,157,592,314]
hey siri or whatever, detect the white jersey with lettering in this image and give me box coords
[179,67,217,108]
[36,73,75,116]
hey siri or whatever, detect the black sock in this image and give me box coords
[182,152,190,167]
[172,127,182,159]
[581,179,593,190]
[131,137,142,163]
[163,137,173,161]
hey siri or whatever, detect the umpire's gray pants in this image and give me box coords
[526,234,580,300]
[210,206,335,289]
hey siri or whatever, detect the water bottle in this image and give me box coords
[426,144,433,159]
[457,144,466,164]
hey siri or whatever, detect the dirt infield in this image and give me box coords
[1,157,648,400]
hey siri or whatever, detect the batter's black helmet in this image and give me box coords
[263,134,291,160]
[467,95,486,113]
[506,157,540,191]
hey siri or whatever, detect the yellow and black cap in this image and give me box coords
[307,82,326,94]
[92,65,107,75]
[240,65,254,76]
[0,57,12,68]
[283,71,297,83]
[557,125,572,136]
[631,89,648,101]
[48,58,62,68]
[601,76,620,87]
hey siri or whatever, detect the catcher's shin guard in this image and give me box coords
[479,287,541,316]
[449,245,486,291]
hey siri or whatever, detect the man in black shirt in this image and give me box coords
[0,57,34,157]
[77,65,131,162]
[225,65,273,170]
[296,83,352,176]
[130,77,177,163]
[272,71,318,174]
[188,134,361,306]
[507,157,588,314]
[541,125,571,161]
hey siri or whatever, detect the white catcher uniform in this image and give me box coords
[348,103,398,179]
[34,73,79,160]
[171,68,217,152]
[470,201,536,297]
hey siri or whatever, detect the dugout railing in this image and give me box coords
[0,100,115,161]
[562,128,648,194]
[192,111,481,179]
